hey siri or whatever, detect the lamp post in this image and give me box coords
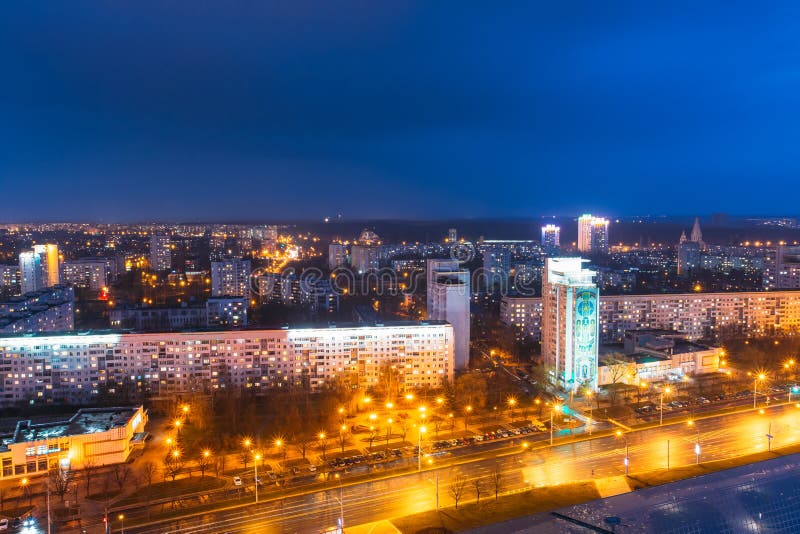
[507,397,517,420]
[275,439,285,474]
[585,389,593,435]
[254,453,261,503]
[118,513,125,534]
[688,420,700,464]
[550,404,562,446]
[417,425,427,472]
[334,473,345,530]
[660,386,672,426]
[615,430,629,475]
[465,405,472,430]
[754,373,766,409]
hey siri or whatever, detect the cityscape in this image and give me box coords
[3,3,800,534]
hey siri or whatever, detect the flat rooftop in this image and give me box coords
[0,407,141,451]
[0,320,452,340]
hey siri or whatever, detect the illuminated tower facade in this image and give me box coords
[542,257,599,391]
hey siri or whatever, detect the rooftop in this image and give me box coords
[0,406,141,451]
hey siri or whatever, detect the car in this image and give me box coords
[233,476,243,486]
[0,518,8,531]
[392,448,403,457]
[309,465,317,472]
[255,476,263,485]
[292,466,300,475]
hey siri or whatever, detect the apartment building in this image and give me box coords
[0,322,454,406]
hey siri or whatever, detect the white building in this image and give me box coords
[62,258,108,291]
[19,251,43,294]
[0,322,454,405]
[577,214,609,254]
[427,259,470,370]
[541,224,560,252]
[541,258,599,391]
[503,289,800,342]
[0,406,147,481]
[328,242,348,270]
[211,258,252,304]
[149,235,172,271]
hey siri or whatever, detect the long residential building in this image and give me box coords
[502,289,800,343]
[0,321,454,406]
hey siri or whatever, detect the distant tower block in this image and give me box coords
[448,228,458,242]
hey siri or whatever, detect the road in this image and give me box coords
[116,402,800,534]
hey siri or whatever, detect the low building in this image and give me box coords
[206,296,247,327]
[0,406,147,481]
[597,329,720,386]
[109,303,207,331]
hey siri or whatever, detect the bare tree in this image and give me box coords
[473,477,484,505]
[490,465,504,500]
[368,428,378,452]
[398,421,409,443]
[112,464,132,493]
[197,451,212,478]
[163,452,184,482]
[50,466,72,502]
[449,473,468,509]
[295,435,313,460]
[338,429,348,453]
[83,458,97,495]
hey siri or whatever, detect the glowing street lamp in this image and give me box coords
[417,425,427,472]
[754,373,766,409]
[254,452,262,503]
[118,513,125,534]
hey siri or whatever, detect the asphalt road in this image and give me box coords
[120,402,800,534]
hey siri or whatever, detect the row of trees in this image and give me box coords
[448,465,504,509]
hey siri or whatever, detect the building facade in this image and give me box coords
[149,235,172,271]
[0,322,454,406]
[764,246,800,290]
[211,258,252,303]
[0,406,147,481]
[427,259,470,370]
[0,286,75,335]
[541,224,560,253]
[541,258,599,391]
[19,251,43,294]
[61,258,109,291]
[503,289,800,343]
[206,297,248,327]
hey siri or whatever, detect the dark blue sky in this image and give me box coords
[2,2,800,221]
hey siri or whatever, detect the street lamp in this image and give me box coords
[615,430,629,475]
[118,514,125,534]
[507,397,517,420]
[334,473,345,530]
[254,453,262,503]
[660,386,672,426]
[417,425,427,472]
[274,438,285,473]
[754,373,766,409]
[688,420,700,464]
[465,405,472,430]
[584,389,593,435]
[550,404,562,446]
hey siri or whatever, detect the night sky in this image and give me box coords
[2,2,800,222]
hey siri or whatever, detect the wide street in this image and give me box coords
[118,401,800,534]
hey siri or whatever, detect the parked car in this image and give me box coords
[0,518,8,531]
[309,465,317,472]
[233,476,243,486]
